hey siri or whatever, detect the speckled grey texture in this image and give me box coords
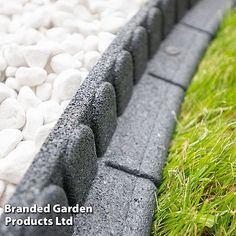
[182,0,228,36]
[73,161,156,236]
[148,24,211,89]
[176,0,188,21]
[104,74,184,185]
[0,0,230,235]
[1,185,72,236]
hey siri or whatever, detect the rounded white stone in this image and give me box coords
[36,83,52,101]
[35,122,56,149]
[22,46,51,68]
[0,83,11,103]
[0,180,5,200]
[62,34,84,55]
[61,100,70,111]
[84,35,98,52]
[3,44,26,67]
[0,129,23,159]
[5,66,17,78]
[84,51,100,70]
[22,108,44,140]
[0,141,36,185]
[0,51,7,71]
[0,98,25,130]
[50,53,82,74]
[0,183,16,208]
[17,86,41,111]
[5,77,21,92]
[15,67,47,86]
[101,16,126,33]
[98,32,116,53]
[38,100,62,124]
[53,69,83,100]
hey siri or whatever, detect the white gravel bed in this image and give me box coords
[0,0,146,212]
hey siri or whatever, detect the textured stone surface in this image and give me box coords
[176,0,188,21]
[104,74,184,184]
[148,24,210,89]
[182,0,228,35]
[149,0,176,37]
[0,185,72,236]
[73,162,156,236]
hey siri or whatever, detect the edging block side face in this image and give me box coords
[147,7,162,58]
[176,0,188,21]
[129,26,148,83]
[0,185,72,236]
[123,178,156,236]
[151,0,176,37]
[103,75,184,185]
[182,0,227,35]
[92,82,117,157]
[25,185,73,236]
[148,24,210,89]
[114,50,134,116]
[73,163,156,236]
[62,125,97,206]
[139,83,184,183]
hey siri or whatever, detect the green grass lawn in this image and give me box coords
[152,11,236,236]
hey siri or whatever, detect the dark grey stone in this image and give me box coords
[146,7,162,58]
[0,185,72,236]
[182,0,228,36]
[189,0,199,7]
[73,162,156,236]
[113,50,134,116]
[176,0,188,21]
[149,0,176,37]
[62,125,97,206]
[104,74,184,185]
[148,24,210,89]
[128,26,148,83]
[91,82,117,157]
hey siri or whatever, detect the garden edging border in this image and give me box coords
[0,0,234,235]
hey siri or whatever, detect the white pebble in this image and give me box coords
[22,108,44,140]
[0,180,5,199]
[5,77,21,92]
[0,184,16,207]
[17,86,41,111]
[36,83,52,101]
[46,73,57,84]
[50,53,82,74]
[15,67,47,86]
[0,51,7,71]
[101,17,126,33]
[84,51,100,70]
[0,129,23,159]
[98,32,116,53]
[84,35,98,51]
[62,34,84,55]
[46,27,69,43]
[3,44,26,67]
[0,83,11,103]
[35,122,56,149]
[61,100,70,111]
[38,100,62,124]
[0,98,25,130]
[53,69,83,100]
[5,66,17,77]
[0,141,36,184]
[22,46,51,68]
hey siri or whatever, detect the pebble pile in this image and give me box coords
[0,0,146,212]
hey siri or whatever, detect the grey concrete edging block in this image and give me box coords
[182,0,229,36]
[1,185,72,236]
[104,74,184,185]
[0,0,229,235]
[148,23,211,89]
[73,161,156,236]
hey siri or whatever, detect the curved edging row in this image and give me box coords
[0,0,234,235]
